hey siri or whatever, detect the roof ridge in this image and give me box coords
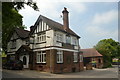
[40,15,63,26]
[30,14,80,38]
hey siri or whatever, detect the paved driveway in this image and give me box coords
[2,65,118,78]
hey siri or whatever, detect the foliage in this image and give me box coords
[94,38,120,68]
[2,2,38,52]
[0,50,7,57]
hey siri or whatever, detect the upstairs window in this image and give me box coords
[66,35,71,44]
[56,33,63,42]
[37,33,46,43]
[73,52,78,62]
[73,38,77,45]
[36,51,46,63]
[57,50,63,63]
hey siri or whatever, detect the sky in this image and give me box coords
[19,0,118,49]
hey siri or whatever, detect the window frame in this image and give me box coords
[80,54,83,62]
[57,50,63,63]
[73,52,78,62]
[37,33,46,43]
[36,51,46,63]
[66,35,71,44]
[56,33,63,42]
[73,38,77,45]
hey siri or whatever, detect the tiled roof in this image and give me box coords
[16,45,32,54]
[21,45,32,52]
[30,15,80,38]
[15,28,30,39]
[81,48,103,57]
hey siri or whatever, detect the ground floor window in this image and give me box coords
[57,50,63,63]
[73,52,78,62]
[36,51,46,63]
[80,55,83,62]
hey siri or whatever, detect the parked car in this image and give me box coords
[3,60,23,70]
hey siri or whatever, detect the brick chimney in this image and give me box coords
[62,7,69,31]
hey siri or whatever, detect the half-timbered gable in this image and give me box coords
[7,28,29,59]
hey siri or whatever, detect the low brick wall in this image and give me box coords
[86,63,92,70]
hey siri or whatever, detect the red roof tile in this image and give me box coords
[81,48,103,57]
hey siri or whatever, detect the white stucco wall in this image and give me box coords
[7,32,27,54]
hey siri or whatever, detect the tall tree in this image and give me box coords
[94,38,120,68]
[2,2,38,52]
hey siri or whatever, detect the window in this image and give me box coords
[66,35,71,44]
[57,50,63,63]
[80,55,83,62]
[56,33,63,42]
[73,52,78,62]
[37,33,46,43]
[73,38,77,45]
[36,51,46,63]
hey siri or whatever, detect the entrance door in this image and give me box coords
[20,55,29,68]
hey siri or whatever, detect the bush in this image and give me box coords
[103,61,112,68]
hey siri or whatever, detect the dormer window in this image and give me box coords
[66,35,71,44]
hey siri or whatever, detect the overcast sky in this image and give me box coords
[19,0,118,49]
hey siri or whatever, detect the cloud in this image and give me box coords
[86,26,118,39]
[36,1,61,19]
[92,10,118,25]
[61,2,86,13]
[19,1,87,30]
[85,10,118,43]
[36,0,86,18]
[19,5,40,30]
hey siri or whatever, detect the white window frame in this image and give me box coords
[36,51,46,63]
[57,50,63,63]
[66,35,71,44]
[73,38,77,45]
[37,33,46,43]
[56,33,63,42]
[73,52,78,62]
[80,55,83,62]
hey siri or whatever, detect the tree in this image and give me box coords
[94,38,120,68]
[2,2,38,52]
